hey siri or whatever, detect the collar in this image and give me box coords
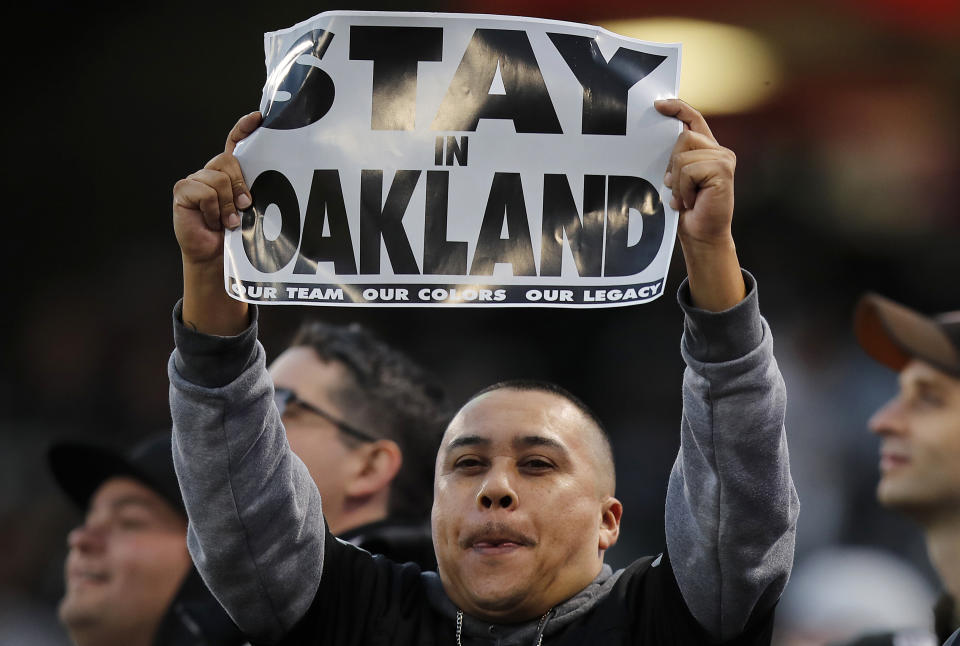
[423,564,624,645]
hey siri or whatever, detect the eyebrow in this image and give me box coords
[109,495,161,513]
[444,434,569,455]
[446,435,490,451]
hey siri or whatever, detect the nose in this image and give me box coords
[67,520,107,554]
[476,462,518,511]
[869,395,906,437]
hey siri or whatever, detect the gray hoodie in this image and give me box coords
[168,272,798,645]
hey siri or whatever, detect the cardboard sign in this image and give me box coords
[226,11,681,307]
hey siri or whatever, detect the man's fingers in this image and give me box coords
[175,177,226,231]
[225,111,262,154]
[654,99,715,140]
[188,169,240,230]
[665,149,734,184]
[664,147,735,210]
[204,152,252,212]
[663,131,724,178]
[673,159,733,211]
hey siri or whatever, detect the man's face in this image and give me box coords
[870,359,960,515]
[59,477,190,642]
[432,389,621,623]
[269,346,365,534]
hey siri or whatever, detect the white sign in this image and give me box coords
[226,11,681,307]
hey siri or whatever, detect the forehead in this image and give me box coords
[89,476,179,520]
[442,389,593,454]
[269,347,348,389]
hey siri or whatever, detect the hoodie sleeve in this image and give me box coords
[665,271,799,641]
[168,300,325,645]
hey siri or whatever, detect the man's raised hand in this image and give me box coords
[654,99,744,312]
[172,111,261,267]
[173,111,261,336]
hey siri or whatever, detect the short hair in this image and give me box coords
[466,379,616,489]
[290,321,451,522]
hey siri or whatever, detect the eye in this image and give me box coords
[282,402,307,418]
[914,387,945,409]
[520,457,555,472]
[115,515,151,530]
[453,456,486,471]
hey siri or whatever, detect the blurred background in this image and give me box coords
[2,0,958,643]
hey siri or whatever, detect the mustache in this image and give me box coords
[459,522,535,549]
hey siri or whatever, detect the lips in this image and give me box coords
[880,449,910,472]
[67,566,109,585]
[460,523,534,553]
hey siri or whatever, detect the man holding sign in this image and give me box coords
[168,12,795,646]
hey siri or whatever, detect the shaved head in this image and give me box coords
[462,380,616,495]
[433,381,623,622]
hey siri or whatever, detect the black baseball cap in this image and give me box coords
[48,433,185,515]
[854,293,960,378]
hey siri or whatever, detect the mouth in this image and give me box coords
[880,450,910,472]
[68,568,109,585]
[472,540,526,555]
[461,523,534,555]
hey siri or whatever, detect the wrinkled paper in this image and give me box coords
[226,11,681,307]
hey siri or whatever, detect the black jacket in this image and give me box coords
[277,528,775,646]
[154,568,248,646]
[340,518,437,571]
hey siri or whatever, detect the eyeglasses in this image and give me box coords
[273,387,380,444]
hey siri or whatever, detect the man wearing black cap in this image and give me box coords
[853,294,960,645]
[49,434,248,646]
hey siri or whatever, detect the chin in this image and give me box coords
[877,481,929,514]
[471,596,538,622]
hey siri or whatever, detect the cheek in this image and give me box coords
[114,534,191,599]
[431,481,457,540]
[286,426,350,474]
[536,486,601,545]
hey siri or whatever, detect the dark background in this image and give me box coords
[2,0,958,643]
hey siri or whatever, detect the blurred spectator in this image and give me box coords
[844,294,960,644]
[269,318,451,569]
[47,434,246,646]
[775,547,938,645]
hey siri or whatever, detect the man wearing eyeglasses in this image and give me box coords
[268,320,449,569]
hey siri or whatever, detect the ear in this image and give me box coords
[343,439,403,499]
[598,496,622,552]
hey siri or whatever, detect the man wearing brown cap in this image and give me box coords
[854,295,960,645]
[49,434,248,646]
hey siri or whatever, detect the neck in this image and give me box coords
[330,496,389,535]
[924,510,960,600]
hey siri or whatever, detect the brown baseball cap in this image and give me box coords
[854,293,960,378]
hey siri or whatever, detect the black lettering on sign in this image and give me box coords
[359,170,421,274]
[432,29,562,134]
[548,33,666,135]
[470,173,536,276]
[294,170,357,275]
[540,174,605,277]
[603,175,664,277]
[349,26,443,130]
[262,30,336,131]
[445,136,468,166]
[242,170,301,273]
[423,171,468,275]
